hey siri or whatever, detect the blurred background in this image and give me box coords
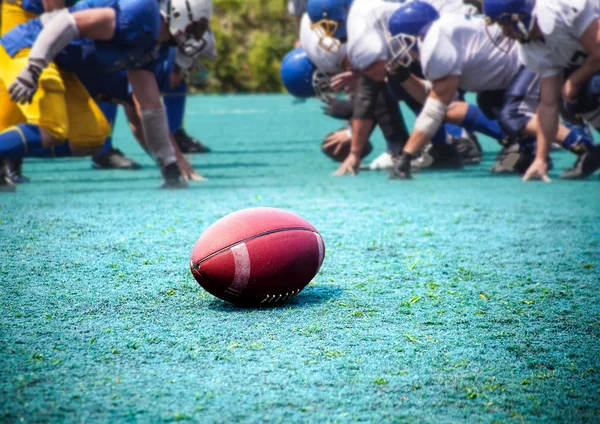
[196,0,297,94]
[0,0,299,94]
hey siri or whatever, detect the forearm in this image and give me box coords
[43,0,66,11]
[568,55,600,87]
[536,103,559,160]
[400,75,430,105]
[350,119,374,156]
[403,130,431,156]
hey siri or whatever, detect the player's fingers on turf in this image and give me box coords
[189,172,206,181]
[542,174,552,183]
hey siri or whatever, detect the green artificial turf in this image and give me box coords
[1,94,599,423]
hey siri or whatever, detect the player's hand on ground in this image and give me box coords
[323,130,351,156]
[522,157,551,183]
[8,59,44,104]
[178,157,206,181]
[330,71,358,92]
[333,152,361,176]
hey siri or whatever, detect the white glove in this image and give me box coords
[8,59,45,104]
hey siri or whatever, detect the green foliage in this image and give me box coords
[196,0,297,93]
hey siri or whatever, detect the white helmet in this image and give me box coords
[175,30,217,83]
[161,0,213,57]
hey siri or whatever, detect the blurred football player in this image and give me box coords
[0,0,212,191]
[77,47,208,181]
[0,0,79,188]
[296,11,410,169]
[386,1,598,179]
[483,0,600,181]
[91,32,216,171]
[332,0,499,176]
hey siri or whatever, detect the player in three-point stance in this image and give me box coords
[483,0,600,181]
[0,0,212,191]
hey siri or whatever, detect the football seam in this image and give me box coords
[191,227,320,269]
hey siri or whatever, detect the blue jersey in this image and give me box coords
[19,0,79,15]
[0,0,163,72]
[76,47,176,105]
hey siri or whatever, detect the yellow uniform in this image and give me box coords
[0,0,110,150]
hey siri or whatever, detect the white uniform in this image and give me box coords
[520,0,600,78]
[300,13,346,74]
[420,15,521,92]
[346,0,470,71]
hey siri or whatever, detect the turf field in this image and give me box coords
[1,94,599,423]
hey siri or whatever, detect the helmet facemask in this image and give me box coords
[312,69,335,101]
[386,33,417,72]
[311,19,343,54]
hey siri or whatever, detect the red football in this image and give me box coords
[190,207,325,305]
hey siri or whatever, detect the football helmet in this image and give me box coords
[306,0,353,54]
[280,48,317,98]
[482,0,536,41]
[175,30,216,84]
[387,1,439,70]
[161,0,213,57]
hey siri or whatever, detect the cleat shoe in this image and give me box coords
[491,143,521,173]
[491,142,553,174]
[174,128,211,154]
[160,162,188,189]
[409,146,434,170]
[413,143,463,170]
[560,150,600,179]
[0,161,17,192]
[368,152,394,170]
[454,133,482,165]
[4,159,30,183]
[92,148,142,170]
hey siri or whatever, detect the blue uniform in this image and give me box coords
[1,0,164,72]
[77,47,176,105]
[19,0,79,15]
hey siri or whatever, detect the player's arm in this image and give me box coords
[564,19,600,103]
[392,76,459,179]
[403,76,459,155]
[42,0,66,11]
[128,69,178,169]
[9,8,117,103]
[333,74,380,176]
[523,74,562,182]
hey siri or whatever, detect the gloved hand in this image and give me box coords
[8,58,45,105]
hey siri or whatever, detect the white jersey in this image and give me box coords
[520,0,600,78]
[300,13,346,74]
[346,0,470,71]
[420,15,521,92]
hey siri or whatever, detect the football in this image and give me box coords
[190,207,325,305]
[321,133,374,162]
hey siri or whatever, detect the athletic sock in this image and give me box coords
[562,128,597,154]
[28,141,72,158]
[163,80,187,134]
[0,124,44,160]
[431,126,450,146]
[461,104,506,141]
[95,103,119,156]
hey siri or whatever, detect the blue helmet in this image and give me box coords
[483,0,536,40]
[307,0,353,54]
[280,48,317,98]
[387,1,439,69]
